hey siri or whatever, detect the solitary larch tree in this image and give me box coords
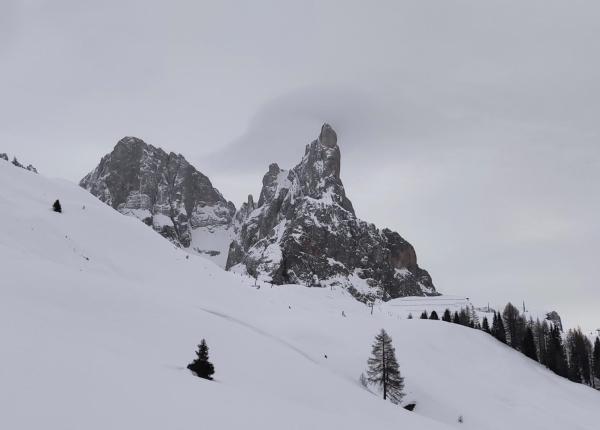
[367,329,405,404]
[187,339,215,380]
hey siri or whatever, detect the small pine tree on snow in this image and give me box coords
[442,309,452,322]
[52,199,62,213]
[367,329,405,404]
[522,326,538,361]
[407,313,413,319]
[187,339,215,380]
[482,316,490,333]
[429,311,439,320]
[420,311,428,319]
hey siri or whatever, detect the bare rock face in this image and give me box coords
[226,124,437,301]
[80,137,235,251]
[546,311,563,331]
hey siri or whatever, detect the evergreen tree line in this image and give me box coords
[418,303,600,389]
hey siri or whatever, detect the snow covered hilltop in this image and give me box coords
[80,124,437,300]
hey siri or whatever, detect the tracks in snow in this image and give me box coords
[198,307,318,364]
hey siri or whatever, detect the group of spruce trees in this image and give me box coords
[421,303,600,389]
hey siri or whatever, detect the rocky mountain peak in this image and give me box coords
[292,123,352,213]
[257,163,284,207]
[81,126,436,301]
[318,122,337,148]
[80,137,235,264]
[226,124,436,300]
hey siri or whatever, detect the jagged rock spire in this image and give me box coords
[318,123,337,148]
[226,124,436,300]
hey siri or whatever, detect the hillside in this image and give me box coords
[0,161,598,429]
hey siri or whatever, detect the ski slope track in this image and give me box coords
[0,161,597,429]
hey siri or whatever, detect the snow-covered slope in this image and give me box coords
[1,161,598,430]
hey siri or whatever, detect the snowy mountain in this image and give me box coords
[227,124,437,300]
[2,153,598,430]
[80,126,436,300]
[79,137,235,266]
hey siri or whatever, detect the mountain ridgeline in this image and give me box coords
[80,125,437,300]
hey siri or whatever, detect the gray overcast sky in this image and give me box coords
[2,0,599,330]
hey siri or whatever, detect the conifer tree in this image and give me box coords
[442,309,452,322]
[593,337,600,386]
[187,339,215,380]
[481,316,490,333]
[469,305,480,328]
[502,303,522,349]
[52,199,62,213]
[546,325,568,378]
[491,312,507,344]
[429,310,439,320]
[367,329,405,404]
[458,308,470,326]
[567,343,582,383]
[452,311,461,324]
[420,311,428,319]
[522,326,538,362]
[534,319,549,366]
[566,328,592,385]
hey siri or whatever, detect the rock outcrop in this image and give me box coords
[1,153,38,173]
[80,137,235,263]
[226,124,437,301]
